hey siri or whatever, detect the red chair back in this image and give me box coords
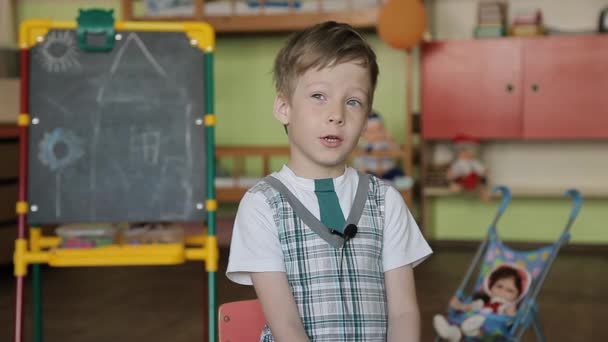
[218,299,266,342]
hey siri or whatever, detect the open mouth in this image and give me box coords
[321,135,342,143]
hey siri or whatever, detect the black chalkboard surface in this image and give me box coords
[28,30,207,224]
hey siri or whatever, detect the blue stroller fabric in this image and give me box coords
[439,187,582,342]
[447,233,555,339]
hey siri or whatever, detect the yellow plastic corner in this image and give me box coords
[19,20,215,51]
[184,247,206,261]
[19,19,75,49]
[40,236,61,249]
[204,114,216,126]
[48,244,185,267]
[30,228,60,251]
[16,201,28,215]
[205,235,218,272]
[185,233,206,246]
[14,239,28,276]
[113,21,214,52]
[30,227,41,252]
[184,22,215,52]
[115,21,180,32]
[18,113,29,126]
[206,199,217,212]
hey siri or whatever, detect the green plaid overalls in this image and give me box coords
[253,174,389,341]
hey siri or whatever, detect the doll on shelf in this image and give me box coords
[354,111,405,181]
[446,134,491,201]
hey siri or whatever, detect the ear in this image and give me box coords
[273,93,290,125]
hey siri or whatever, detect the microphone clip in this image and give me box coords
[331,224,358,241]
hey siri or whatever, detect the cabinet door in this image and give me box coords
[523,35,608,139]
[422,39,523,139]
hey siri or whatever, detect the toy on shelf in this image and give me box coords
[56,224,119,248]
[600,7,608,33]
[446,134,491,201]
[124,223,185,245]
[510,8,545,37]
[247,1,302,9]
[354,111,412,189]
[474,0,508,38]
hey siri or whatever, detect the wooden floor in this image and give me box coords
[1,245,606,341]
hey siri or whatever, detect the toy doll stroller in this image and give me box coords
[435,186,582,342]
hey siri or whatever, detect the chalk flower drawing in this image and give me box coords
[39,31,81,73]
[39,128,85,171]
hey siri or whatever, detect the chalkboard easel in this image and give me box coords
[13,12,219,342]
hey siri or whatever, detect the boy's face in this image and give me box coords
[490,276,520,302]
[274,61,372,178]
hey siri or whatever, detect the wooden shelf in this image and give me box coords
[0,124,18,139]
[136,9,378,33]
[425,186,608,199]
[121,0,379,33]
[215,144,414,204]
[0,78,19,125]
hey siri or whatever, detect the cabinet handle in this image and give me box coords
[506,83,514,92]
[531,84,540,92]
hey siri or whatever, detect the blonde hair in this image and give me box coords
[273,21,379,102]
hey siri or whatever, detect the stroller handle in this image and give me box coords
[454,185,511,295]
[491,186,511,226]
[565,188,582,232]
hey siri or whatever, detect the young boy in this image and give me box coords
[226,21,432,341]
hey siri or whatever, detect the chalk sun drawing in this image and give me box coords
[39,128,85,171]
[38,31,81,73]
[38,128,85,217]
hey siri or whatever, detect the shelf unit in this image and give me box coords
[421,35,608,140]
[425,186,608,199]
[121,0,381,33]
[17,228,213,271]
[418,33,608,237]
[0,124,19,265]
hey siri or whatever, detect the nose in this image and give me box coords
[327,106,345,125]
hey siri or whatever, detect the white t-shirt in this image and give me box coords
[226,165,432,285]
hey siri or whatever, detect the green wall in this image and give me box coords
[18,0,125,22]
[17,1,413,146]
[426,197,605,244]
[213,34,411,146]
[17,0,607,244]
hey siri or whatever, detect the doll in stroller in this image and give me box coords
[434,263,531,341]
[433,186,581,342]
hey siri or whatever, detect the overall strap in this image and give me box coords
[263,171,370,249]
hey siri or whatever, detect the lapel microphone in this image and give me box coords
[331,224,358,241]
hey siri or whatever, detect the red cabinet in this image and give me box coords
[421,39,523,139]
[422,35,608,140]
[523,35,608,139]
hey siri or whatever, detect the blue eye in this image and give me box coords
[312,93,325,101]
[347,99,363,107]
